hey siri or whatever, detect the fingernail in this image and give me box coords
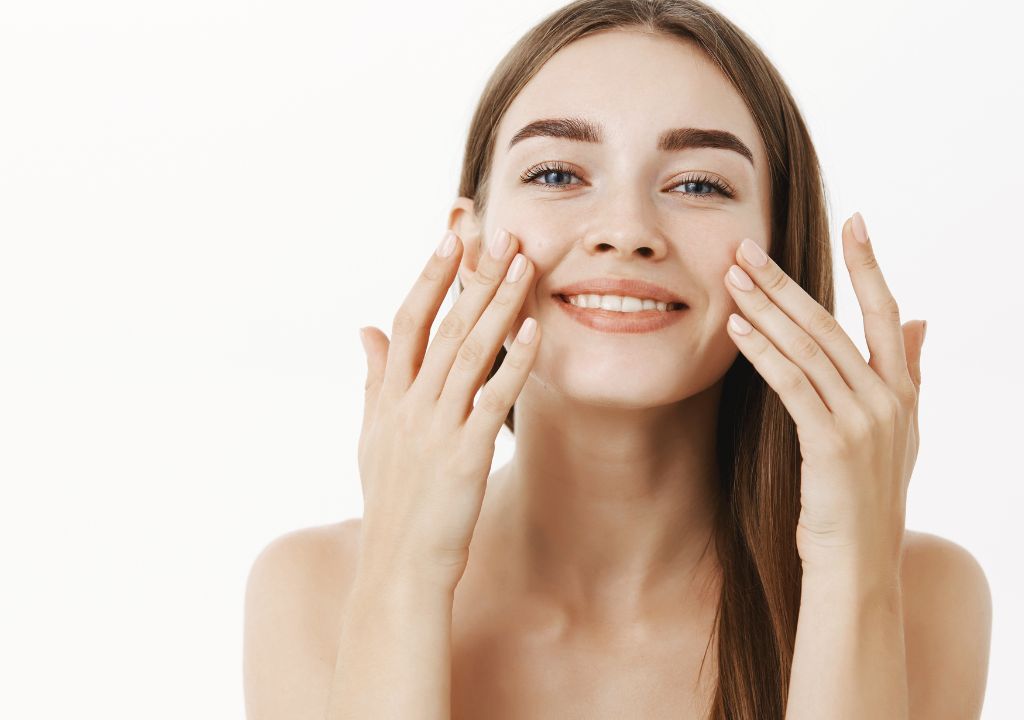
[728,265,755,291]
[851,212,869,244]
[436,230,457,258]
[728,313,752,335]
[489,228,510,258]
[517,317,537,344]
[506,254,526,282]
[739,238,768,267]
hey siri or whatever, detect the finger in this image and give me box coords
[359,325,389,436]
[904,319,925,440]
[725,312,833,431]
[724,261,857,417]
[734,237,886,399]
[380,230,463,402]
[844,213,915,396]
[462,315,540,447]
[903,319,925,391]
[409,227,520,402]
[437,251,534,424]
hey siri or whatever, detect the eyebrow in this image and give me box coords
[507,116,754,166]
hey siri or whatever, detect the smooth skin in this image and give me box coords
[244,28,992,720]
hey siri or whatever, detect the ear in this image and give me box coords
[448,196,485,288]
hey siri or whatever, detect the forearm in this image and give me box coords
[785,562,909,720]
[325,562,454,720]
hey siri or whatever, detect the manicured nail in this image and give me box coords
[728,313,752,334]
[728,265,755,291]
[489,228,510,258]
[517,317,537,344]
[851,212,869,244]
[436,230,457,258]
[739,238,768,267]
[506,254,526,282]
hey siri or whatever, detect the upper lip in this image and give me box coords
[551,277,688,306]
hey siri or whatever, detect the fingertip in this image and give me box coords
[850,211,870,244]
[436,230,458,259]
[516,317,537,345]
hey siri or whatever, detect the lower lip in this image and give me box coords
[552,295,688,334]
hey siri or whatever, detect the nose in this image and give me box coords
[582,195,669,260]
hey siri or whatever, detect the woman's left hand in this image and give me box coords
[723,212,927,575]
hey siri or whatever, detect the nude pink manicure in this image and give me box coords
[740,238,768,267]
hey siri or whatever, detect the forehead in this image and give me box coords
[496,29,765,167]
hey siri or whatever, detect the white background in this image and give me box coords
[1,1,1020,717]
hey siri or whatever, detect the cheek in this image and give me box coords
[503,226,564,281]
[687,242,743,308]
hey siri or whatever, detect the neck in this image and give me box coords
[484,376,725,628]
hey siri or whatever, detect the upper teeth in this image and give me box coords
[562,294,681,312]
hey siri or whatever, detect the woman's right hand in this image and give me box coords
[354,227,539,591]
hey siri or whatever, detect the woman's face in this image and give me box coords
[458,28,773,409]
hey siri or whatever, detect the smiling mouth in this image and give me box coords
[554,294,688,312]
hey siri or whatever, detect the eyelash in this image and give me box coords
[518,161,736,200]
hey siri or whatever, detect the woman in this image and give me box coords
[243,1,992,718]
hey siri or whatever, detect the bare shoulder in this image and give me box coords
[899,529,992,720]
[243,518,363,720]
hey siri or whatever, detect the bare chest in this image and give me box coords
[449,597,718,720]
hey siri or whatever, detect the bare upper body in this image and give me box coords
[242,467,992,720]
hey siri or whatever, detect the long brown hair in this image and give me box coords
[452,1,834,716]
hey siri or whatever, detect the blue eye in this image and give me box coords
[519,162,584,188]
[674,177,733,198]
[519,161,735,199]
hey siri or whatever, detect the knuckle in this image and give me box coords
[455,334,486,369]
[880,295,902,319]
[788,333,820,362]
[437,311,468,340]
[858,251,880,271]
[764,269,790,294]
[752,333,774,359]
[476,385,510,415]
[865,296,900,324]
[896,381,918,407]
[751,293,774,314]
[474,264,502,287]
[391,308,418,337]
[808,308,840,338]
[842,407,874,443]
[490,286,516,308]
[501,345,530,371]
[780,367,807,394]
[420,262,446,283]
[874,392,902,422]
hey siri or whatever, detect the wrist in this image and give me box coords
[800,557,902,607]
[354,547,462,597]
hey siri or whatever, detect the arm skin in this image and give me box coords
[243,519,457,720]
[324,565,455,720]
[786,560,910,719]
[785,532,992,720]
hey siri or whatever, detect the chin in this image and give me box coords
[529,351,697,409]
